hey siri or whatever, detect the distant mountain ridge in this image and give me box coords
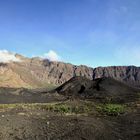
[0,54,140,88]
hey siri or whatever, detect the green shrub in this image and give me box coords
[96,104,125,116]
[54,105,71,113]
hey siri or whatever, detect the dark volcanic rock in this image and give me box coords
[56,77,93,96]
[56,76,140,103]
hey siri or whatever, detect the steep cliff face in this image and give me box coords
[0,54,140,88]
[14,59,93,86]
[93,66,140,87]
[0,57,93,88]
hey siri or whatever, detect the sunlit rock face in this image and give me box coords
[0,52,140,88]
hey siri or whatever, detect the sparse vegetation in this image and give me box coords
[0,102,130,117]
[0,102,95,115]
[96,104,126,116]
[37,103,93,114]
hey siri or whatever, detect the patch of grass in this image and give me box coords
[37,101,95,114]
[39,104,72,113]
[0,102,95,115]
[40,103,91,114]
[96,104,125,116]
[0,102,126,116]
[0,104,18,109]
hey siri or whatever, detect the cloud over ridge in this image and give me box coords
[0,50,21,63]
[43,50,61,61]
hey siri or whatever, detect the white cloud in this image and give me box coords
[0,50,21,63]
[43,50,61,61]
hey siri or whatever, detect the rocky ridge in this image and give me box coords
[0,54,140,88]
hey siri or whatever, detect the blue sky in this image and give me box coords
[0,0,140,67]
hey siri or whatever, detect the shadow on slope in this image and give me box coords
[0,87,65,104]
[0,76,139,104]
[56,76,140,103]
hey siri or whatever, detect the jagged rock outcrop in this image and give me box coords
[0,54,140,88]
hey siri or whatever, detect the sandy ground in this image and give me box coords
[0,102,139,140]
